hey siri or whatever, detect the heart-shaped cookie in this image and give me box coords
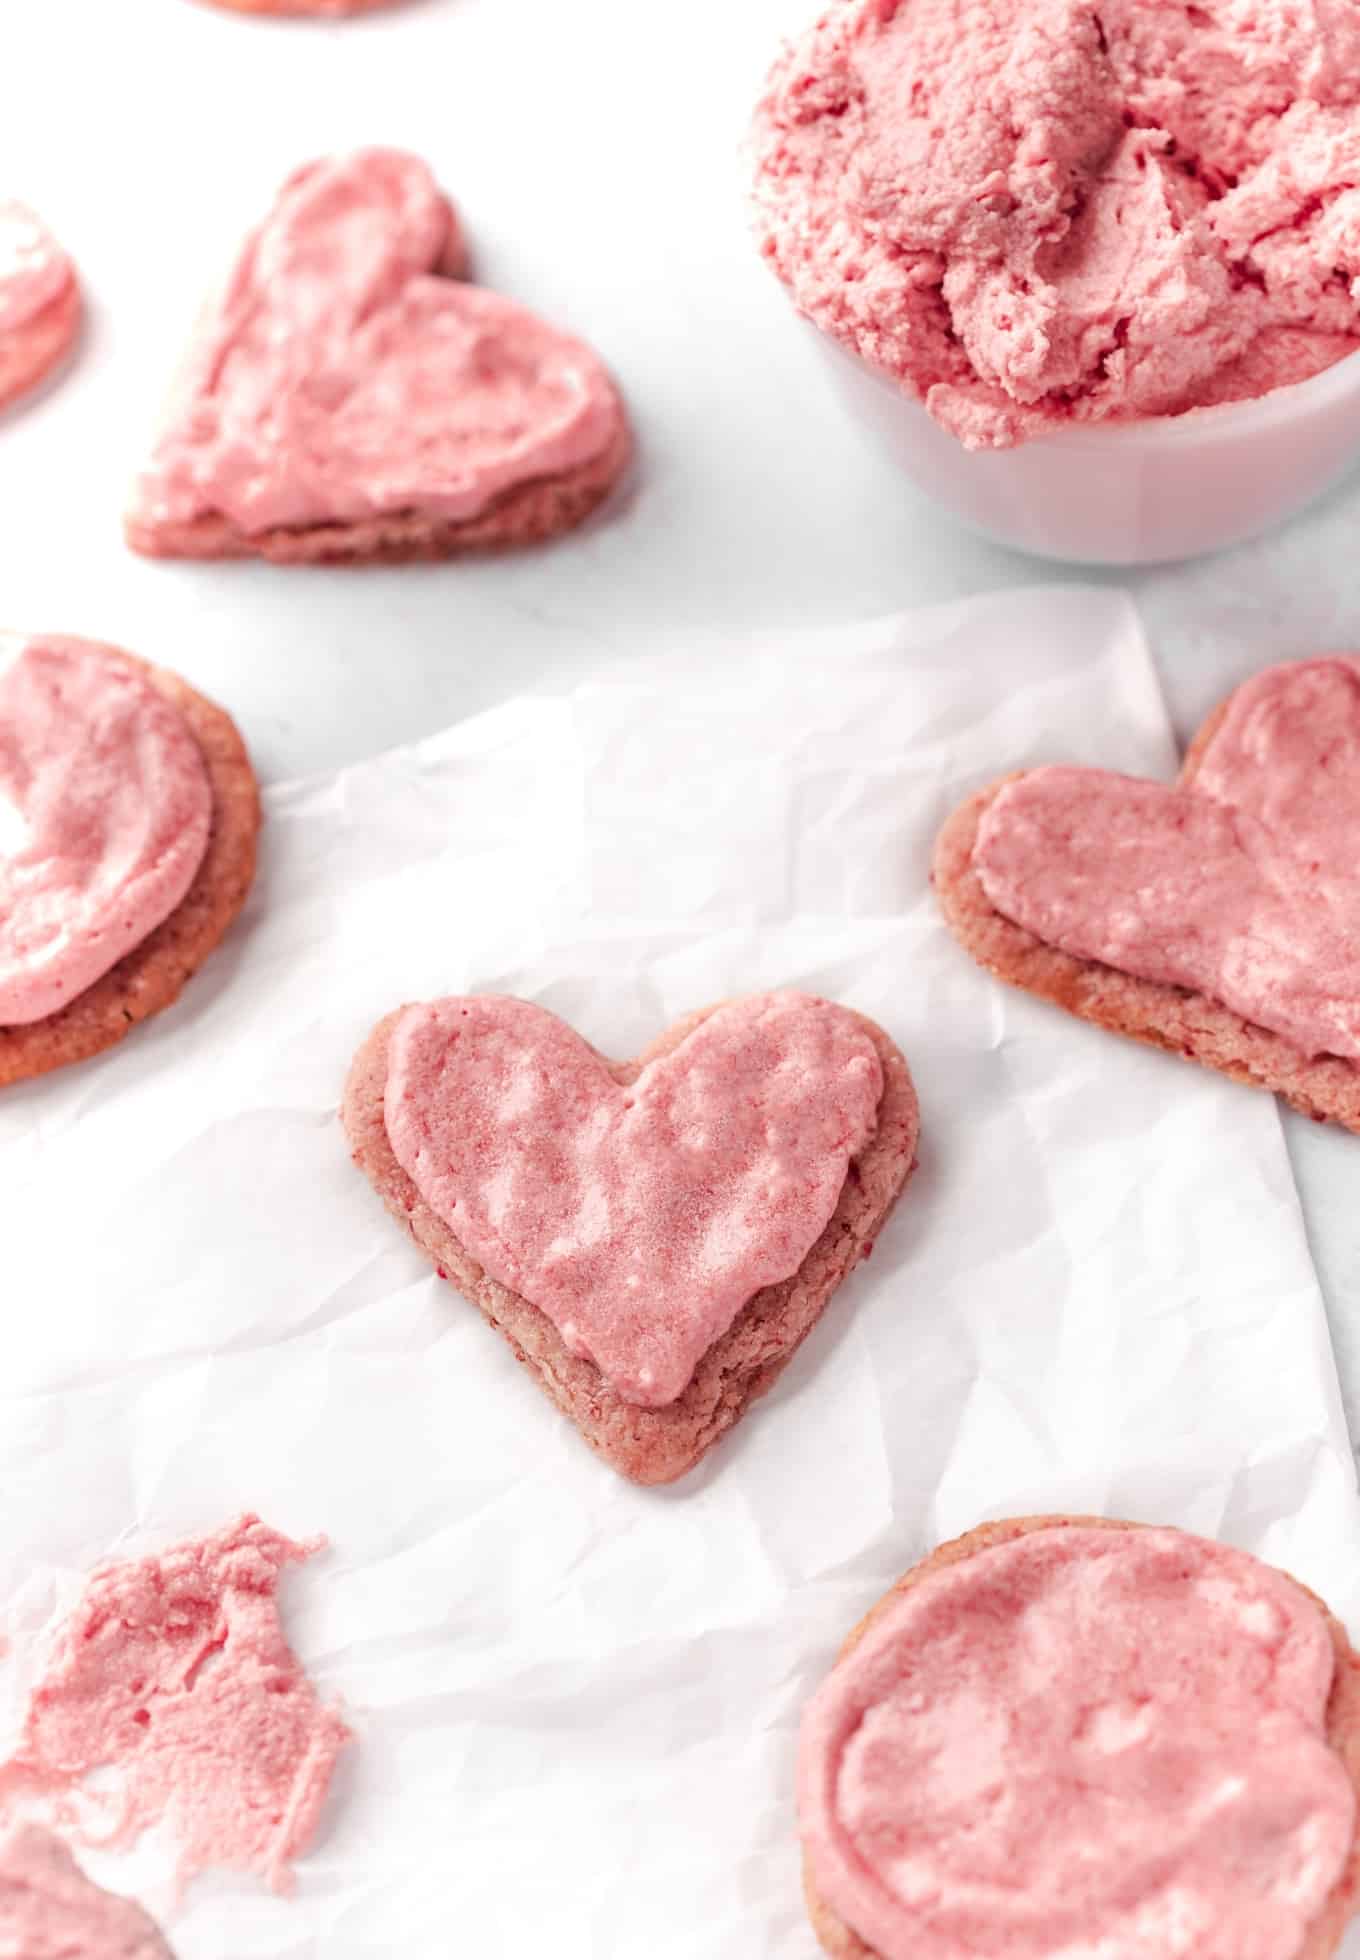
[126,149,630,563]
[343,992,919,1482]
[0,636,260,1086]
[934,658,1360,1129]
[0,203,80,414]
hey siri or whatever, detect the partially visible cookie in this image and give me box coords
[0,1824,174,1957]
[342,992,919,1482]
[802,1516,1360,1960]
[196,0,394,11]
[126,150,631,563]
[0,638,260,1087]
[934,658,1360,1131]
[0,1518,350,1893]
[0,204,80,414]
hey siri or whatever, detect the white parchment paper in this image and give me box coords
[2,587,1357,1958]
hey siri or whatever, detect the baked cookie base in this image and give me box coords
[804,1515,1360,1960]
[0,642,260,1087]
[0,281,81,415]
[342,1001,919,1483]
[125,418,631,564]
[933,699,1360,1132]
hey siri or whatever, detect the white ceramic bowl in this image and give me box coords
[815,332,1360,566]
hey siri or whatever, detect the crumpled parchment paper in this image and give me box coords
[1,587,1355,1958]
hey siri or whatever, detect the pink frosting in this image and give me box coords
[752,0,1360,448]
[0,1825,171,1960]
[0,636,213,1026]
[383,992,884,1406]
[0,204,73,338]
[0,1517,350,1894]
[973,658,1360,1062]
[800,1525,1355,1960]
[128,149,625,536]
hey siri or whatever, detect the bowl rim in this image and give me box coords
[1026,342,1360,451]
[825,330,1360,452]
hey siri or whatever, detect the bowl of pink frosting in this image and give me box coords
[752,0,1360,566]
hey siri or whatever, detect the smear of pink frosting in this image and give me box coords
[0,204,73,338]
[0,1518,350,1895]
[128,148,625,537]
[0,1824,172,1960]
[973,657,1360,1062]
[800,1525,1355,1960]
[384,992,884,1406]
[752,0,1360,448]
[0,636,213,1026]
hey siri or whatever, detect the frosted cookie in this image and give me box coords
[0,634,259,1087]
[935,659,1360,1129]
[0,1517,350,1893]
[800,1516,1360,1960]
[0,204,80,414]
[343,992,919,1482]
[0,1823,173,1958]
[126,149,631,563]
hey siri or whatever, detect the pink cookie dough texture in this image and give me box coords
[752,0,1360,448]
[126,148,630,560]
[0,1517,350,1893]
[800,1519,1360,1960]
[0,203,80,413]
[383,991,885,1406]
[0,1824,173,1960]
[0,635,213,1025]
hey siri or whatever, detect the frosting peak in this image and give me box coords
[752,0,1360,447]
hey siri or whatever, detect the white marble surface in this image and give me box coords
[7,0,1359,1445]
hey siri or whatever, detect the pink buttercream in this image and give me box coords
[0,1825,171,1960]
[0,636,212,1026]
[0,204,73,338]
[799,1525,1355,1960]
[128,149,625,536]
[973,658,1360,1062]
[752,0,1360,448]
[384,992,884,1406]
[0,1517,350,1894]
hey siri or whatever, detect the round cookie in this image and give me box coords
[0,639,260,1086]
[802,1516,1360,1960]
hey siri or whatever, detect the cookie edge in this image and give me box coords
[125,389,632,565]
[341,996,919,1484]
